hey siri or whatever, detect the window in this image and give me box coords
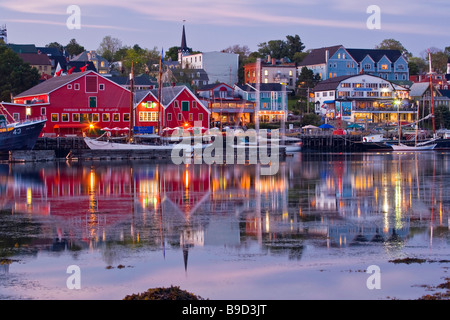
[139,112,158,122]
[113,113,120,122]
[72,113,80,122]
[364,64,371,70]
[81,114,91,123]
[62,113,69,122]
[175,101,179,109]
[198,113,203,121]
[192,101,197,109]
[264,70,268,76]
[167,113,172,121]
[41,107,46,116]
[51,114,58,122]
[74,83,80,90]
[182,101,189,112]
[289,70,293,76]
[13,113,20,121]
[341,83,351,88]
[381,64,388,70]
[67,84,73,90]
[92,114,99,122]
[323,92,328,97]
[178,113,182,121]
[102,113,110,122]
[123,113,130,122]
[89,97,97,108]
[189,113,193,121]
[99,84,105,90]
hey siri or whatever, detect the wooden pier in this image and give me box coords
[299,134,363,152]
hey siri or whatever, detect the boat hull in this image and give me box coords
[388,144,436,151]
[0,120,46,152]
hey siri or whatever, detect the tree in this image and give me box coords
[65,38,85,57]
[408,57,427,75]
[122,45,160,75]
[258,35,305,62]
[420,47,448,74]
[164,46,180,62]
[375,39,411,57]
[0,45,40,102]
[97,36,123,62]
[434,105,450,129]
[45,42,64,52]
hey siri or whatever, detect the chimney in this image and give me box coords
[267,55,271,63]
[272,58,276,66]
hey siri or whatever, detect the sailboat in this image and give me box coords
[0,103,46,152]
[389,50,437,152]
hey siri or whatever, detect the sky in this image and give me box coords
[0,0,449,58]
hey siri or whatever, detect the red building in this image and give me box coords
[11,71,134,137]
[7,71,209,137]
[158,85,211,130]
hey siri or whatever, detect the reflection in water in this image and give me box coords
[0,153,449,280]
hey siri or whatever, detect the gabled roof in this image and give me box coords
[14,70,127,98]
[409,82,442,97]
[18,53,51,66]
[151,85,211,113]
[66,61,97,73]
[236,83,285,92]
[8,44,37,54]
[345,49,404,63]
[71,51,108,64]
[36,47,63,57]
[135,90,158,105]
[299,45,343,66]
[196,83,233,92]
[313,75,354,92]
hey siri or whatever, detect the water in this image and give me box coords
[0,152,449,300]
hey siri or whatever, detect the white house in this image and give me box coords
[181,51,239,86]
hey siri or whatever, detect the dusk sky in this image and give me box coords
[1,0,449,58]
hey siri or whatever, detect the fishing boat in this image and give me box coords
[0,104,46,152]
[387,143,436,151]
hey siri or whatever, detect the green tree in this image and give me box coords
[122,45,160,75]
[375,39,411,57]
[258,35,305,62]
[45,42,64,52]
[97,36,123,62]
[408,56,427,75]
[164,46,180,62]
[0,45,40,102]
[65,38,85,57]
[434,105,450,129]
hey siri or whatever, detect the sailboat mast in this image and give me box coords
[428,50,436,135]
[158,50,163,135]
[129,63,135,142]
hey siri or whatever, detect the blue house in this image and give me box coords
[326,48,409,81]
[234,83,288,123]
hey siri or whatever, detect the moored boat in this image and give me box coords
[0,117,46,152]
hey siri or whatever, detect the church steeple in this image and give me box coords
[178,22,190,63]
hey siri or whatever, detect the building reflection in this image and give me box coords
[0,152,449,270]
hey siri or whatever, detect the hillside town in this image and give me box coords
[1,24,450,143]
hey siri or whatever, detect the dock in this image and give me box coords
[299,134,364,152]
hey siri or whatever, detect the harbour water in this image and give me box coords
[0,152,449,300]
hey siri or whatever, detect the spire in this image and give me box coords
[180,23,187,53]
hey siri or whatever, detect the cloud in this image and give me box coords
[0,0,447,37]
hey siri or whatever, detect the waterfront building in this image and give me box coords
[234,83,287,123]
[6,70,210,136]
[153,85,211,130]
[301,46,409,82]
[197,83,254,127]
[409,82,447,110]
[244,57,297,90]
[313,74,414,124]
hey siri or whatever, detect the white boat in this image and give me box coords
[83,137,174,150]
[283,137,302,153]
[388,143,436,151]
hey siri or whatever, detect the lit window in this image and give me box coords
[102,113,110,122]
[51,114,58,122]
[62,113,69,122]
[381,64,388,70]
